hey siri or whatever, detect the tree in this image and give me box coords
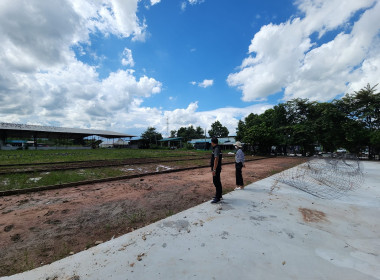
[195,126,205,138]
[315,102,346,152]
[370,130,380,159]
[243,109,283,155]
[340,83,380,158]
[208,121,229,138]
[235,120,245,141]
[283,99,317,156]
[170,130,177,138]
[177,125,204,142]
[141,127,163,146]
[342,83,380,130]
[245,122,277,155]
[234,85,380,157]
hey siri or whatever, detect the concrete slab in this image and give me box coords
[2,160,380,280]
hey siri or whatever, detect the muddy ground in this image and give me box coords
[0,157,307,276]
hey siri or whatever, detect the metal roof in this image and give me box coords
[158,137,183,142]
[0,122,135,139]
[188,137,236,144]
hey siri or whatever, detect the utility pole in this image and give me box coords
[204,127,207,150]
[166,117,169,138]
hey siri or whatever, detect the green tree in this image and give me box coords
[313,102,347,152]
[170,130,177,138]
[141,127,163,146]
[239,110,280,154]
[340,83,380,158]
[342,83,380,129]
[235,84,380,158]
[195,126,205,138]
[283,99,317,156]
[245,122,277,154]
[370,130,380,158]
[235,120,245,142]
[208,121,229,138]
[342,119,369,154]
[177,125,204,142]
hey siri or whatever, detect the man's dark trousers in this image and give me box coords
[213,171,222,199]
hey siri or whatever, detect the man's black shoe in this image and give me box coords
[212,196,223,200]
[211,199,220,204]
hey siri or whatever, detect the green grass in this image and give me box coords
[0,167,126,191]
[0,149,210,165]
[0,149,232,192]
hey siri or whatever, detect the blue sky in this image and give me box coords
[0,0,379,137]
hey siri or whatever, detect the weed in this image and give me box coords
[125,209,146,224]
[55,243,72,261]
[22,250,34,271]
[165,209,175,217]
[105,224,112,232]
[270,169,280,175]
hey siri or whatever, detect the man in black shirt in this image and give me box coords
[210,137,222,203]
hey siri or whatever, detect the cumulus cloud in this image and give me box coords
[191,79,214,88]
[227,0,380,102]
[71,0,147,42]
[0,0,161,131]
[121,48,135,67]
[0,0,82,73]
[123,102,272,137]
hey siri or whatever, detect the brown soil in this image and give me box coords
[0,157,306,276]
[299,207,327,223]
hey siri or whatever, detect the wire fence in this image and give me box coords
[275,155,364,199]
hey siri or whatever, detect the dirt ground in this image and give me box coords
[0,157,307,276]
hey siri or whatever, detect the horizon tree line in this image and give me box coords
[141,84,379,159]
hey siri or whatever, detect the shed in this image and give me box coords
[158,137,183,149]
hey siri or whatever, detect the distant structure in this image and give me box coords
[0,122,135,150]
[188,137,237,150]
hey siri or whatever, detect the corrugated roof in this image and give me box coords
[188,137,236,144]
[158,137,183,142]
[0,122,135,139]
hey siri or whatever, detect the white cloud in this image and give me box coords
[0,0,82,73]
[227,0,380,102]
[199,79,214,88]
[121,48,135,67]
[71,0,147,42]
[181,2,187,11]
[126,102,272,137]
[0,0,161,131]
[181,0,205,11]
[188,0,205,4]
[150,0,161,5]
[191,79,214,88]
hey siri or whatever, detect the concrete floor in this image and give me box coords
[2,160,380,280]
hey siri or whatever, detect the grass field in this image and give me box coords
[0,148,216,192]
[0,148,210,165]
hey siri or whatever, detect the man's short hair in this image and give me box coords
[211,137,218,144]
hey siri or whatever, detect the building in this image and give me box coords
[188,137,238,150]
[0,122,135,150]
[158,137,183,149]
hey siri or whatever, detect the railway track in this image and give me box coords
[0,156,268,196]
[0,155,223,175]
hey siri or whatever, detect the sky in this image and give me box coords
[0,0,379,138]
